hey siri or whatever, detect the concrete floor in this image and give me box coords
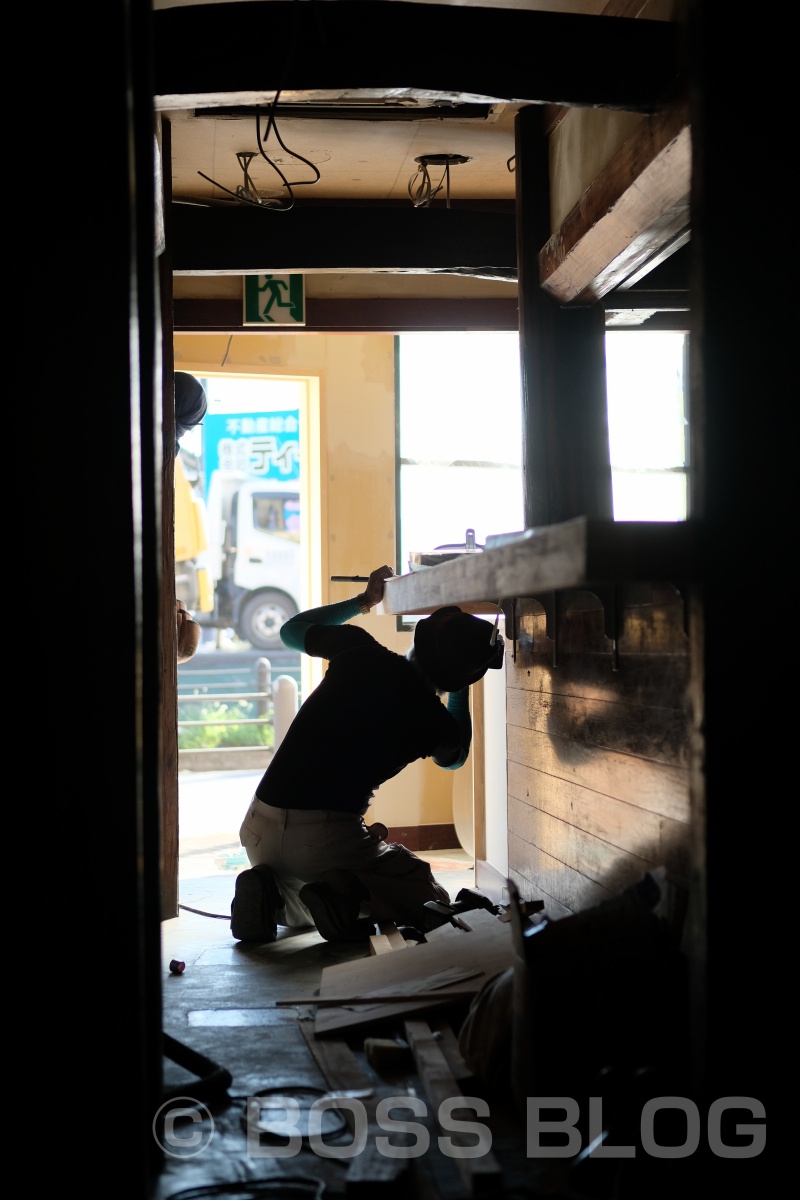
[152,774,724,1199]
[154,835,691,1199]
[162,847,476,975]
[154,811,530,1200]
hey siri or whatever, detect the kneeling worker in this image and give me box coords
[232,564,504,943]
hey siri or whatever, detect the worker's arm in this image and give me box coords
[432,687,472,770]
[281,564,394,652]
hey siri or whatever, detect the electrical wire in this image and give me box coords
[196,92,321,212]
[257,92,322,189]
[164,1180,325,1200]
[195,171,282,209]
[408,160,451,208]
[239,1085,348,1138]
[178,903,231,919]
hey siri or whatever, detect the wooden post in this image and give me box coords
[515,105,613,528]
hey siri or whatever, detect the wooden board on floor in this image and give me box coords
[314,915,513,1037]
[427,1016,474,1085]
[299,1020,407,1190]
[422,907,502,941]
[380,921,410,949]
[370,921,410,955]
[405,1018,503,1195]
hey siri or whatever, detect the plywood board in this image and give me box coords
[314,916,513,1037]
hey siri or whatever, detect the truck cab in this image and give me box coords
[205,469,302,649]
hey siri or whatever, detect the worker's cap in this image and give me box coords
[414,606,504,693]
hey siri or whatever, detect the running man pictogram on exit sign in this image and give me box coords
[243,274,306,326]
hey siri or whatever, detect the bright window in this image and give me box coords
[605,331,689,521]
[396,332,525,579]
[395,328,687,607]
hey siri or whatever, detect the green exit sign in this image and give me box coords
[243,274,306,326]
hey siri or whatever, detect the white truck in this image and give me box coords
[201,469,303,650]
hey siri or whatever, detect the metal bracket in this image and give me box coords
[540,591,559,668]
[500,598,517,663]
[673,581,690,639]
[590,584,621,672]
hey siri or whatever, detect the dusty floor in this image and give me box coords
[155,854,542,1200]
[154,812,533,1200]
[152,774,698,1200]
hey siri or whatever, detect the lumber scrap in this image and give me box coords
[370,921,410,955]
[278,991,482,1008]
[380,921,410,949]
[313,914,513,1037]
[299,1020,407,1192]
[404,1018,503,1195]
[427,1016,475,1087]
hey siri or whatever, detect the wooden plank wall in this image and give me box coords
[505,584,691,921]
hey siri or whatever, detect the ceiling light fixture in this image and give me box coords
[409,153,471,208]
[235,151,262,204]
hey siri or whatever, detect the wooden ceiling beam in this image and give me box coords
[538,101,691,304]
[173,296,519,333]
[170,205,517,275]
[543,0,655,135]
[154,1,680,114]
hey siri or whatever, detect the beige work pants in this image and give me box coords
[238,796,451,930]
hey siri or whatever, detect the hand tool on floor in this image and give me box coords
[424,887,546,930]
[423,886,502,927]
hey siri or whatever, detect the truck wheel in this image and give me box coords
[237,590,298,650]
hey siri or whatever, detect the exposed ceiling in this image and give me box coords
[166,98,521,210]
[157,0,670,214]
[159,0,608,214]
[156,0,689,322]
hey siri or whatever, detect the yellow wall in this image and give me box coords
[173,330,456,831]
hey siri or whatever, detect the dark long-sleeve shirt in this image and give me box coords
[255,599,471,813]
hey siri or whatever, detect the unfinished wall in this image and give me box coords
[506,583,691,919]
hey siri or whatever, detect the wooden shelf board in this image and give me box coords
[383,517,700,615]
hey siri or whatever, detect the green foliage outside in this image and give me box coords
[178,699,275,750]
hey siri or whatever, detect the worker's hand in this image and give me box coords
[361,565,395,609]
[176,599,202,663]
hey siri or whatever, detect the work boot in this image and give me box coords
[230,865,285,943]
[299,881,375,944]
